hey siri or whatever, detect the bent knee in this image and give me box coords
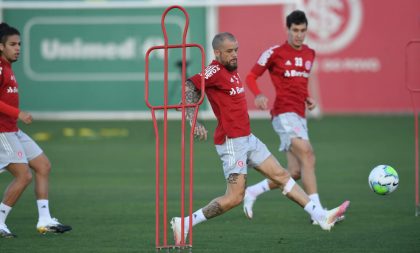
[33,160,52,175]
[231,196,243,208]
[19,171,33,185]
[301,148,316,165]
[225,193,244,209]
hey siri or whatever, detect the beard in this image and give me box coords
[224,61,237,71]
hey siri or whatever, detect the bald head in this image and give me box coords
[212,32,236,50]
[212,32,238,71]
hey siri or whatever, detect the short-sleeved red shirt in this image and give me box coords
[189,60,251,145]
[0,59,19,132]
[250,42,315,118]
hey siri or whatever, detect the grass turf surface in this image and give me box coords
[0,115,419,253]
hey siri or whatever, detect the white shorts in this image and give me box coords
[0,130,43,173]
[272,112,309,152]
[215,134,271,179]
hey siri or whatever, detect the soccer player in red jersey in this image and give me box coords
[243,10,336,224]
[170,32,349,245]
[0,23,71,238]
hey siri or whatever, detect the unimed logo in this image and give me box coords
[41,38,137,60]
[23,16,185,81]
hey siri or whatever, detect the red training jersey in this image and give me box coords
[0,59,19,132]
[189,60,251,145]
[248,42,315,118]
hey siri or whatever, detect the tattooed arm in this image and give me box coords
[185,80,208,140]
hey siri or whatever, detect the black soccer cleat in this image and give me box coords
[37,218,72,234]
[0,226,17,238]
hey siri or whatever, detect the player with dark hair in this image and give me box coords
[0,22,71,238]
[170,32,349,245]
[243,10,337,224]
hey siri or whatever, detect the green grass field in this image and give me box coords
[0,115,419,253]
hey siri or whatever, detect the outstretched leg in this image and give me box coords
[171,173,246,245]
[243,150,301,218]
[254,155,349,231]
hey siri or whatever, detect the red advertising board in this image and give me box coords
[219,0,420,114]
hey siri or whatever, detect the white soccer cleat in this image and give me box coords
[0,223,16,238]
[170,217,188,245]
[36,217,72,234]
[316,201,350,231]
[243,192,256,219]
[312,215,345,225]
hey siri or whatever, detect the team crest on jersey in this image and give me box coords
[305,61,312,70]
[285,60,292,66]
[7,86,18,93]
[237,160,245,168]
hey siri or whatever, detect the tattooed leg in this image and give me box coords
[202,201,224,219]
[227,173,240,184]
[202,173,246,219]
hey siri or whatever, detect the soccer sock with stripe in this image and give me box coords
[309,193,322,209]
[0,202,12,225]
[184,208,207,230]
[304,200,325,222]
[37,199,52,221]
[246,179,270,198]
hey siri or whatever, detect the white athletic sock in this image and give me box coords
[309,193,322,209]
[0,203,12,224]
[246,179,270,198]
[304,200,325,222]
[185,209,207,229]
[37,199,52,221]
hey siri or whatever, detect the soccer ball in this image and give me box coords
[368,165,399,195]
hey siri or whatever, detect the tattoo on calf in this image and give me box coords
[227,173,240,184]
[203,201,223,219]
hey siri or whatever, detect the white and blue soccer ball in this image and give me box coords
[368,165,399,195]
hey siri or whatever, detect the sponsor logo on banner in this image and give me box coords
[23,16,187,81]
[41,38,137,60]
